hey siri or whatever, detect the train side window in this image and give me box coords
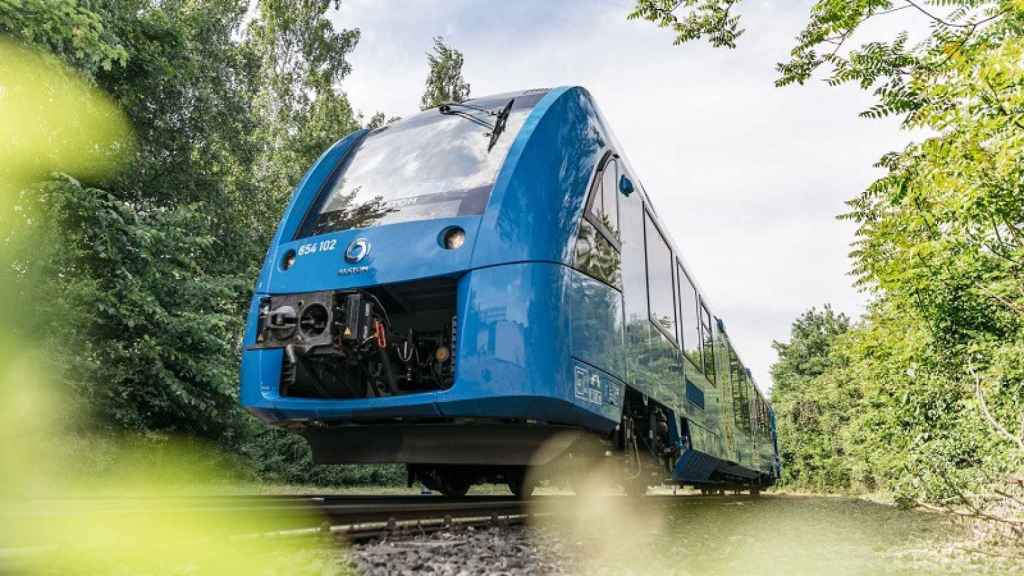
[574,153,622,289]
[574,219,622,288]
[699,302,715,376]
[620,187,648,331]
[644,211,677,342]
[585,155,620,244]
[742,372,752,433]
[677,264,702,369]
[729,345,750,433]
[753,394,761,434]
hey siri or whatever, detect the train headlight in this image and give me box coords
[442,227,465,250]
[435,345,450,363]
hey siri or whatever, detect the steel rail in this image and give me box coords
[8,495,535,541]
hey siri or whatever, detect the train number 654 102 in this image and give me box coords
[297,239,337,256]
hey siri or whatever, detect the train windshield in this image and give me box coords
[298,92,546,238]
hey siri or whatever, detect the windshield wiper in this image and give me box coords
[487,99,514,152]
[438,103,494,130]
[438,99,515,151]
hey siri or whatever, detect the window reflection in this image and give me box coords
[678,265,702,368]
[300,94,542,238]
[728,345,752,435]
[700,303,716,378]
[305,187,397,234]
[575,153,623,289]
[575,219,622,288]
[600,159,619,239]
[587,156,620,241]
[644,212,676,340]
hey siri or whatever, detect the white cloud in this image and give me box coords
[330,0,918,392]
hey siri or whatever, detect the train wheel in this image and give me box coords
[508,475,537,498]
[437,473,471,498]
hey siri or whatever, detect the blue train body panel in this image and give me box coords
[240,85,778,486]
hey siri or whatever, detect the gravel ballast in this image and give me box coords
[348,525,574,576]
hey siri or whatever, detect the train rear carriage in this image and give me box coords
[240,86,779,496]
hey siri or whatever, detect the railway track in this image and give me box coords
[7,491,761,556]
[2,491,772,573]
[258,494,533,541]
[9,494,536,544]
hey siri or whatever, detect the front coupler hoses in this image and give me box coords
[376,342,401,395]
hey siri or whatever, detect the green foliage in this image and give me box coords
[770,307,857,490]
[420,36,470,110]
[636,0,1024,533]
[241,426,405,486]
[0,0,127,73]
[2,0,400,485]
[837,5,1024,529]
[38,177,247,437]
[628,0,744,48]
[365,112,402,129]
[247,0,362,215]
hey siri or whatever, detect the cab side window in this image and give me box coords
[588,154,620,240]
[573,153,622,289]
[600,161,619,239]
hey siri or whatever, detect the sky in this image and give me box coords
[329,0,919,393]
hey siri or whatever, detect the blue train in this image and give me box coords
[241,87,780,496]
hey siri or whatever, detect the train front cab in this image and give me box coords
[240,87,629,473]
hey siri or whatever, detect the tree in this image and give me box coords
[247,0,362,228]
[0,0,358,441]
[420,36,470,110]
[2,0,409,486]
[628,0,743,48]
[0,0,128,74]
[365,111,402,129]
[637,0,1024,539]
[770,306,855,489]
[3,0,263,438]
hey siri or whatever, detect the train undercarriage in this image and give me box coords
[314,388,773,498]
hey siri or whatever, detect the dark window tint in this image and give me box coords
[644,212,676,341]
[685,380,705,409]
[677,265,701,369]
[574,219,622,288]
